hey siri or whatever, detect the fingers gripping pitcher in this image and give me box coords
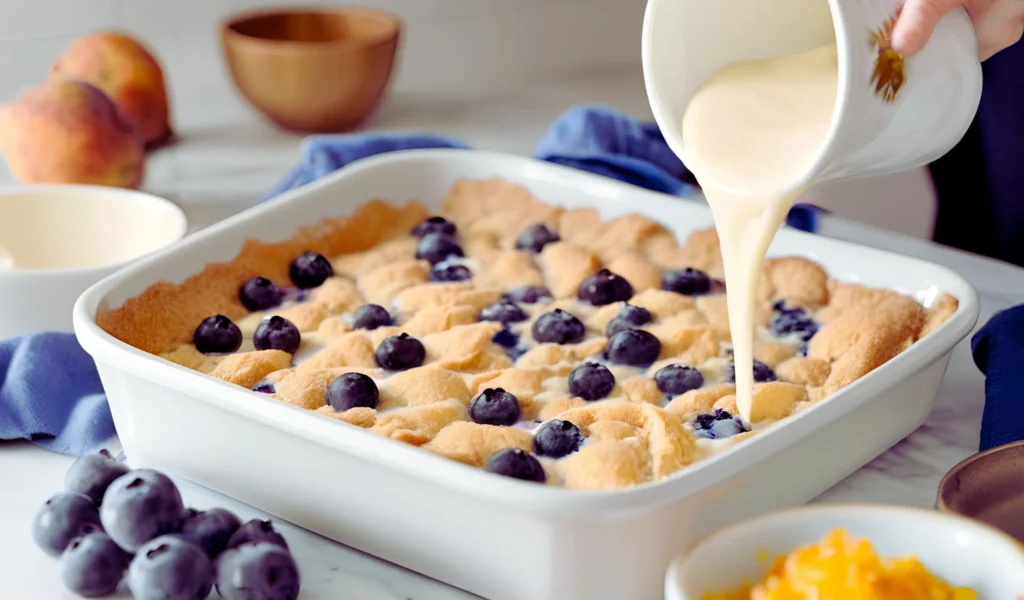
[642,0,982,421]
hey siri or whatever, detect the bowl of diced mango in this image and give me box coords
[666,504,1024,600]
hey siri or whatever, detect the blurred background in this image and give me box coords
[0,0,937,237]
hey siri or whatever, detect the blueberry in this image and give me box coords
[65,448,131,505]
[492,328,527,360]
[514,223,560,254]
[692,409,749,439]
[101,469,184,552]
[226,519,289,551]
[469,388,521,426]
[127,535,215,600]
[177,508,242,558]
[654,364,705,395]
[60,531,130,597]
[725,359,778,383]
[533,420,585,459]
[605,304,653,337]
[797,342,809,357]
[374,333,426,370]
[532,309,586,345]
[430,262,472,282]
[252,380,276,394]
[411,215,457,238]
[479,300,528,324]
[193,315,242,354]
[239,277,285,312]
[568,362,616,401]
[503,286,552,304]
[662,267,712,296]
[254,316,302,355]
[32,492,102,557]
[326,372,379,411]
[216,540,301,600]
[577,269,634,305]
[483,449,546,483]
[350,304,393,330]
[288,251,333,289]
[769,302,819,341]
[606,329,662,366]
[415,232,463,265]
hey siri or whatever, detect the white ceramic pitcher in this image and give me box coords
[642,0,983,191]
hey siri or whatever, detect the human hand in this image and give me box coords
[891,0,1024,60]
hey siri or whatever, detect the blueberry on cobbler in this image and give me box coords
[692,409,750,439]
[254,316,302,355]
[288,251,333,289]
[239,277,285,312]
[415,232,463,265]
[654,364,704,395]
[514,223,560,254]
[503,285,552,304]
[770,300,819,341]
[411,215,456,238]
[375,333,426,370]
[326,372,379,411]
[351,304,393,330]
[568,362,616,401]
[605,304,653,337]
[577,269,634,305]
[483,448,546,483]
[725,359,778,383]
[193,315,242,354]
[252,380,275,394]
[662,267,712,296]
[606,329,661,366]
[533,419,584,459]
[468,388,521,426]
[479,300,528,324]
[532,309,586,345]
[430,262,472,282]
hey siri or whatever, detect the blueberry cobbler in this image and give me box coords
[97,179,959,490]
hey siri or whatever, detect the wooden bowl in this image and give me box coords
[221,7,401,133]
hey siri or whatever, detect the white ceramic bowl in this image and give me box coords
[642,0,982,191]
[0,185,187,339]
[666,504,1024,600]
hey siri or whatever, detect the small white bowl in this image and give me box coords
[0,185,187,340]
[666,504,1024,600]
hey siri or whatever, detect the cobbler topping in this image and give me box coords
[98,178,961,491]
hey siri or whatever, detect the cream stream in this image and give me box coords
[681,44,838,420]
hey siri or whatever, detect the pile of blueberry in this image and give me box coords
[32,450,300,599]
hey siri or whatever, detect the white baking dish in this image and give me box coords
[73,149,979,600]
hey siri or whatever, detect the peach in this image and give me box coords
[0,79,145,188]
[52,32,172,146]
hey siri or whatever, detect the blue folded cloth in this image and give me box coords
[0,333,113,454]
[1,105,820,456]
[971,305,1024,451]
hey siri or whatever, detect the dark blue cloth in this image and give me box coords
[972,306,1024,451]
[1,104,821,456]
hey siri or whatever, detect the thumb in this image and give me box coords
[890,0,962,56]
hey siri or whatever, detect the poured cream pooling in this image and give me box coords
[682,44,838,420]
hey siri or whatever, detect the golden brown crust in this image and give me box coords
[97,178,960,491]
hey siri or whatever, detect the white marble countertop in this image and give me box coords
[2,66,1023,599]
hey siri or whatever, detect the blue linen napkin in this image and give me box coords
[971,306,1024,451]
[1,105,821,456]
